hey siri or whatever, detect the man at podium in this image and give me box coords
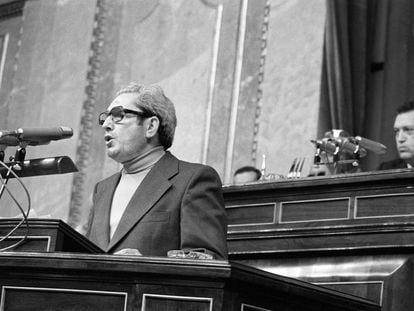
[86,83,228,260]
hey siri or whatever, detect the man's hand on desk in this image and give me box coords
[114,248,142,256]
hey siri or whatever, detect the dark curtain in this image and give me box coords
[319,0,414,171]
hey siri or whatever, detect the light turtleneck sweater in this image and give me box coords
[109,146,165,238]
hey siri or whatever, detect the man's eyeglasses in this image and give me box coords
[98,106,152,125]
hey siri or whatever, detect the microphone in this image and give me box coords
[311,138,367,158]
[353,136,387,155]
[311,139,338,154]
[338,139,367,157]
[0,127,73,145]
[0,156,78,178]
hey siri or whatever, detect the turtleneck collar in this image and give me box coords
[122,146,165,174]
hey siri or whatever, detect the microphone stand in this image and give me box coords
[0,145,31,252]
[0,146,26,199]
[0,131,76,251]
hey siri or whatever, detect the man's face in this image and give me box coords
[101,93,150,163]
[394,110,414,164]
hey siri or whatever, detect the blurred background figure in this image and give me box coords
[378,101,414,170]
[233,166,261,184]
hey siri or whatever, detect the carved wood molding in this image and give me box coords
[251,0,271,166]
[68,0,107,227]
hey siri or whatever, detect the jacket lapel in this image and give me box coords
[93,172,121,250]
[106,152,179,251]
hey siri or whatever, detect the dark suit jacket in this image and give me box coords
[86,152,228,260]
[377,158,408,170]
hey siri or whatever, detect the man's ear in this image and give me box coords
[146,116,160,138]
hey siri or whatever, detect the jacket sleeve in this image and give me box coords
[180,165,228,260]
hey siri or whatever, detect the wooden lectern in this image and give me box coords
[0,252,379,311]
[0,219,379,311]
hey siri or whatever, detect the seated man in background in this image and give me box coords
[378,101,414,170]
[233,166,261,184]
[86,82,228,260]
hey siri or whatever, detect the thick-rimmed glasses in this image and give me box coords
[98,106,152,125]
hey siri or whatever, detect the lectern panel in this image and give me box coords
[280,197,350,223]
[227,203,276,226]
[142,293,212,311]
[0,236,50,251]
[0,286,127,311]
[355,192,414,218]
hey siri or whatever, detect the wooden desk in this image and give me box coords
[0,252,378,311]
[223,169,414,311]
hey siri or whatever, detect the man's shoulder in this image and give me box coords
[178,157,218,174]
[163,151,210,169]
[377,158,407,170]
[164,152,220,177]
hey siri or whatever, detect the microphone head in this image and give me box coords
[0,127,73,146]
[341,140,367,157]
[354,136,387,154]
[311,139,337,154]
[18,127,73,141]
[59,126,74,139]
[321,139,338,154]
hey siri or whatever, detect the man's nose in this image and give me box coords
[396,130,407,142]
[102,116,114,129]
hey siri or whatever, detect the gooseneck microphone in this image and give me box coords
[0,127,73,145]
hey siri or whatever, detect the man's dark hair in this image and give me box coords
[116,83,177,150]
[234,166,261,180]
[397,101,414,114]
